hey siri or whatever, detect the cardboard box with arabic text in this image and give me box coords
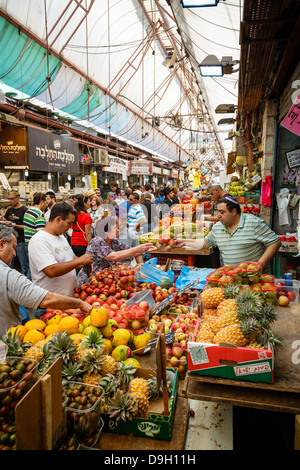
[187,319,274,384]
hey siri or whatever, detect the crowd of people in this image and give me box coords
[0,178,281,334]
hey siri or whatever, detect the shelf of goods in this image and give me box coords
[139,201,211,266]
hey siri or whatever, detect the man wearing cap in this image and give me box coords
[176,196,281,273]
[0,190,30,279]
[205,184,230,222]
[95,188,103,204]
[44,190,56,224]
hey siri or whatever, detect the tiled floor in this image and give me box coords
[185,399,233,450]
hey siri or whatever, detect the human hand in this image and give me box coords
[80,300,92,314]
[78,253,94,266]
[174,238,186,249]
[1,220,15,227]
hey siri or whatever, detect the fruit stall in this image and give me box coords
[1,259,300,449]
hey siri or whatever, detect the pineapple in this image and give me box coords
[82,373,102,386]
[223,284,241,299]
[128,377,149,397]
[213,323,248,347]
[62,361,83,384]
[196,324,215,343]
[0,330,25,357]
[116,362,136,390]
[128,377,150,417]
[217,298,237,316]
[211,311,239,334]
[80,347,104,386]
[201,287,225,308]
[74,331,105,362]
[101,355,118,376]
[99,374,121,399]
[108,389,138,423]
[24,345,45,361]
[47,331,77,364]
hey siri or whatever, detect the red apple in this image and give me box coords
[287,291,296,301]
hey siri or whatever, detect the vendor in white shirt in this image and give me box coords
[28,202,93,316]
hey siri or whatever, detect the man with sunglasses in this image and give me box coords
[0,190,30,278]
[175,196,281,273]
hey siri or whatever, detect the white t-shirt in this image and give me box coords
[28,229,77,296]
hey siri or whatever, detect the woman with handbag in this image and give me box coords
[71,195,92,257]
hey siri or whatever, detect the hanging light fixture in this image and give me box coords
[47,172,51,180]
[200,56,239,77]
[67,174,71,181]
[181,0,223,7]
[24,169,29,177]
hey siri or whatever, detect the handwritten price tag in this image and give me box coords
[177,279,199,296]
[151,293,175,317]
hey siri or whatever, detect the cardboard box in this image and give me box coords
[101,368,178,440]
[187,320,274,383]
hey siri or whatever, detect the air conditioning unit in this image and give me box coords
[94,148,110,165]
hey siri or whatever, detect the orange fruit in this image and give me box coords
[23,329,45,345]
[25,319,46,331]
[44,324,60,337]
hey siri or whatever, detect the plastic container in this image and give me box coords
[275,278,300,303]
[206,270,234,288]
[0,356,39,420]
[63,381,103,439]
[237,261,262,284]
[79,417,104,449]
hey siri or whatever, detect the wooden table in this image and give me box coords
[151,247,212,267]
[180,302,300,448]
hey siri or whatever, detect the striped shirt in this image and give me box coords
[204,213,280,267]
[127,204,146,233]
[23,207,46,243]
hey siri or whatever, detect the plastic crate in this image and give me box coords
[151,252,196,267]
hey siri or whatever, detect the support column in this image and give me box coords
[260,99,277,224]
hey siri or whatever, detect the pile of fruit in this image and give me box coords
[242,205,260,216]
[196,266,283,351]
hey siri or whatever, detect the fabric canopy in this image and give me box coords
[0,0,241,168]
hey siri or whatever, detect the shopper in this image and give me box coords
[88,195,104,224]
[171,186,180,204]
[159,187,174,219]
[44,190,56,224]
[175,196,281,273]
[0,190,30,279]
[127,192,147,234]
[95,188,103,204]
[178,184,186,202]
[28,202,93,313]
[71,195,92,257]
[69,195,78,207]
[77,216,155,285]
[141,192,157,232]
[110,181,119,200]
[205,184,230,222]
[23,192,47,245]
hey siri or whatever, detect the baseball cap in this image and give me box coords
[7,190,20,197]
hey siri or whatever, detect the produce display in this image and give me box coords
[138,210,210,247]
[0,257,291,448]
[196,261,283,351]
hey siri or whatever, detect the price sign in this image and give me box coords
[151,293,175,317]
[177,279,199,296]
[286,148,300,169]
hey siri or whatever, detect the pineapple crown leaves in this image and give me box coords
[116,362,137,385]
[99,374,121,398]
[47,331,77,364]
[80,347,105,374]
[80,330,105,351]
[62,361,84,384]
[0,330,26,356]
[108,389,138,423]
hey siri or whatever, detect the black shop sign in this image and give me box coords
[28,128,79,173]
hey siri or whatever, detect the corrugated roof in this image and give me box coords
[0,0,242,168]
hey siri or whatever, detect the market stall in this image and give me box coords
[0,250,297,450]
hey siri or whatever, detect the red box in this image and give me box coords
[187,319,274,383]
